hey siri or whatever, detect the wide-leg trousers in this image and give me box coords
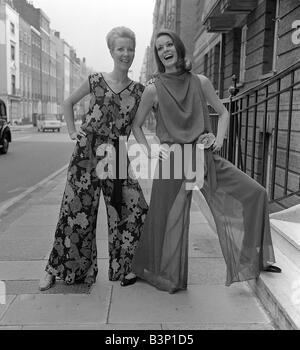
[45,133,148,285]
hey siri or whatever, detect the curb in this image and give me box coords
[0,164,68,218]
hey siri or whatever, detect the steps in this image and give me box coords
[193,191,300,329]
[248,205,300,330]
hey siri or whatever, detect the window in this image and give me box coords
[11,44,16,61]
[272,0,279,72]
[239,25,247,83]
[263,0,278,73]
[10,22,15,34]
[11,75,16,95]
[204,53,209,76]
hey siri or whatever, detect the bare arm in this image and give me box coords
[132,84,157,158]
[63,79,90,139]
[198,75,229,152]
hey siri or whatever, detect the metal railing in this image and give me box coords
[211,61,300,211]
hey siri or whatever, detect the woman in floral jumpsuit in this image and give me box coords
[39,27,148,290]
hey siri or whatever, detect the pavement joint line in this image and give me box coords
[105,285,114,324]
[0,295,17,323]
[0,163,69,218]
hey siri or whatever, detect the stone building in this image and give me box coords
[146,0,198,79]
[194,0,300,208]
[19,16,32,123]
[0,0,20,124]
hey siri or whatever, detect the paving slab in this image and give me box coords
[162,323,274,330]
[0,261,45,281]
[188,258,226,285]
[0,296,16,321]
[96,240,109,258]
[5,259,112,296]
[22,323,162,330]
[0,237,52,261]
[108,284,270,325]
[1,284,111,326]
[0,225,56,239]
[189,223,217,239]
[189,235,223,258]
[38,197,63,205]
[9,206,60,227]
[5,280,91,295]
[189,211,208,224]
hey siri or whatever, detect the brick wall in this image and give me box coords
[193,0,300,207]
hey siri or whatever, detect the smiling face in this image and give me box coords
[155,35,178,73]
[111,37,135,72]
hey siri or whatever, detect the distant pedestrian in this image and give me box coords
[131,29,281,294]
[39,27,148,291]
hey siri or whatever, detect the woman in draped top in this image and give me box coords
[131,29,281,294]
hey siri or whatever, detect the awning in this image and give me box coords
[202,0,258,32]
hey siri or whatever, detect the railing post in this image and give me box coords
[227,75,239,163]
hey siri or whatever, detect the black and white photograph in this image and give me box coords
[0,0,300,336]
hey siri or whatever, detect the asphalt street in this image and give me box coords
[0,125,76,207]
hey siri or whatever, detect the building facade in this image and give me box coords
[30,25,42,117]
[139,46,151,84]
[0,0,21,123]
[19,16,32,122]
[146,0,198,80]
[49,30,58,114]
[194,0,300,207]
[63,41,71,101]
[52,31,64,117]
[40,9,51,114]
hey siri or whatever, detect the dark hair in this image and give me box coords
[154,29,192,73]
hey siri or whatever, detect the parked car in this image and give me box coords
[37,114,62,132]
[0,99,11,155]
[0,118,11,155]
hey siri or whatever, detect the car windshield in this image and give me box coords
[45,116,58,121]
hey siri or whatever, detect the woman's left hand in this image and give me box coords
[212,138,223,153]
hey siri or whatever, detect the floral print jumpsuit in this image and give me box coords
[45,73,148,285]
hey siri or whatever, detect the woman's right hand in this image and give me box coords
[69,130,87,141]
[149,144,169,161]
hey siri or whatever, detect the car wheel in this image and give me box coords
[42,128,45,132]
[0,136,9,154]
[57,128,60,132]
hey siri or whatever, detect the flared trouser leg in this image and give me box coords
[45,137,101,285]
[201,155,276,286]
[102,178,148,281]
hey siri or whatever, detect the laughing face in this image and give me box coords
[155,35,178,73]
[111,37,135,71]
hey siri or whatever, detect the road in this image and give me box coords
[0,125,76,207]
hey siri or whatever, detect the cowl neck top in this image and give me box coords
[154,72,211,144]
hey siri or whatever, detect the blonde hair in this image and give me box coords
[106,27,136,51]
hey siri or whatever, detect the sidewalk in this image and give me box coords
[0,135,275,330]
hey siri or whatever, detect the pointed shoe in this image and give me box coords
[39,274,56,291]
[263,265,282,273]
[120,276,138,287]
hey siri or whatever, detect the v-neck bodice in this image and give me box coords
[81,73,144,141]
[100,73,134,95]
